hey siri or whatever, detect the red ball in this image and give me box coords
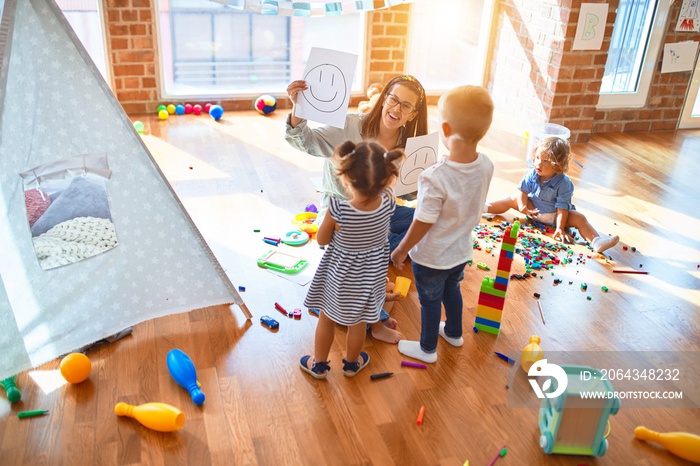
[184,104,193,114]
[193,104,202,115]
[204,103,212,114]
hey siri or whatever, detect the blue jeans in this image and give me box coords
[389,205,415,252]
[412,261,467,353]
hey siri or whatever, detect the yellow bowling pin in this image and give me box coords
[634,426,700,463]
[520,335,544,373]
[114,402,185,432]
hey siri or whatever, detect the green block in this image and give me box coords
[479,285,507,298]
[500,242,515,252]
[510,220,521,238]
[474,323,501,335]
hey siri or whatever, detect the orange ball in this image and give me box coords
[60,353,91,384]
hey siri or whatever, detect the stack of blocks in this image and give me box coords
[474,220,520,335]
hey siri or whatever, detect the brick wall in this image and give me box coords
[593,2,700,133]
[105,0,159,115]
[364,5,410,87]
[489,0,615,143]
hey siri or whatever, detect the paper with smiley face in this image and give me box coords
[295,47,358,129]
[395,132,440,197]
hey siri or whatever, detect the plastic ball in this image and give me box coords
[204,103,212,114]
[193,104,202,115]
[158,109,169,120]
[209,105,224,121]
[184,103,193,114]
[166,104,176,115]
[176,104,185,115]
[305,204,318,213]
[60,353,91,384]
[157,104,167,113]
[254,94,277,115]
[133,120,145,134]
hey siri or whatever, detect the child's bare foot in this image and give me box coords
[370,324,401,344]
[383,317,399,330]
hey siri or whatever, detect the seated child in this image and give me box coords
[358,82,384,114]
[485,136,619,253]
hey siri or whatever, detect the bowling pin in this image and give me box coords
[1,375,21,403]
[634,426,700,463]
[166,348,205,405]
[520,335,544,373]
[114,402,185,432]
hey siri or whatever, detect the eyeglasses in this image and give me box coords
[385,94,417,114]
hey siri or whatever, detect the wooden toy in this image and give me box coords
[634,426,700,463]
[538,365,620,457]
[114,402,184,432]
[166,349,205,405]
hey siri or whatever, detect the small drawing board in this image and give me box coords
[257,250,308,274]
[395,132,440,197]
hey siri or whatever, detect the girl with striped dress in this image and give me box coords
[300,141,403,379]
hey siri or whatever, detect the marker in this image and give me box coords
[572,158,584,168]
[613,269,649,274]
[494,352,515,365]
[401,360,427,369]
[263,237,281,243]
[263,239,279,246]
[487,445,507,466]
[18,410,49,419]
[370,372,393,380]
[274,302,289,317]
[416,405,425,425]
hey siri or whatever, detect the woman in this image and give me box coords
[285,75,429,251]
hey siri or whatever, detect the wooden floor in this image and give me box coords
[1,108,699,465]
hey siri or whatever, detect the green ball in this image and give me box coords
[157,104,167,113]
[133,121,145,134]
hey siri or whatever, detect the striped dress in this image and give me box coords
[304,190,395,326]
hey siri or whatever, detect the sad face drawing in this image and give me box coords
[400,145,438,186]
[302,64,348,113]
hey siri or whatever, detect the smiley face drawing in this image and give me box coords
[302,64,348,113]
[400,145,438,187]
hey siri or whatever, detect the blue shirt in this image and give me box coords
[518,170,574,214]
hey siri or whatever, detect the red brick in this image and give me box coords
[651,120,677,131]
[129,24,147,36]
[121,10,138,21]
[109,25,129,36]
[113,64,144,76]
[111,38,129,50]
[139,9,152,22]
[624,121,652,132]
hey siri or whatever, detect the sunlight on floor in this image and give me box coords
[28,369,67,395]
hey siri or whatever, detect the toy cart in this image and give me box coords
[538,365,620,457]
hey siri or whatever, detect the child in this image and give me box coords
[358,82,384,114]
[390,86,495,364]
[301,141,403,379]
[485,137,619,253]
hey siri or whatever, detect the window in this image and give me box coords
[598,0,671,108]
[57,0,110,84]
[156,0,365,98]
[406,0,495,91]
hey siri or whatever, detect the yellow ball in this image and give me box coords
[60,353,91,384]
[166,104,176,115]
[158,109,169,120]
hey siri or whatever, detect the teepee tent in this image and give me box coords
[0,0,249,381]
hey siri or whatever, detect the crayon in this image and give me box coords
[416,405,425,425]
[613,269,648,274]
[572,158,584,168]
[370,372,394,380]
[494,352,515,364]
[263,237,281,243]
[536,300,546,325]
[401,360,427,369]
[263,239,279,246]
[274,302,289,317]
[18,410,48,419]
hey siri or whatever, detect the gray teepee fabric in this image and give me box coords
[0,0,246,380]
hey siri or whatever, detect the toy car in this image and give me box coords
[260,315,279,329]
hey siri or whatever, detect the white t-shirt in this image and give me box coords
[409,153,494,269]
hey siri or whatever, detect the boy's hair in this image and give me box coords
[334,140,403,199]
[537,137,570,174]
[361,75,428,147]
[438,85,493,144]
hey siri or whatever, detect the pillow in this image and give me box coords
[31,176,112,237]
[24,189,52,227]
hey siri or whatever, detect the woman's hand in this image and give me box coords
[287,80,308,105]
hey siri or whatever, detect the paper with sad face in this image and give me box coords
[295,47,358,129]
[394,132,440,197]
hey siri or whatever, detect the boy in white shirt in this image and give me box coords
[391,86,494,363]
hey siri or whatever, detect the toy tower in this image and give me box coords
[474,220,520,334]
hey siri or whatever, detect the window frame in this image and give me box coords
[597,0,671,109]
